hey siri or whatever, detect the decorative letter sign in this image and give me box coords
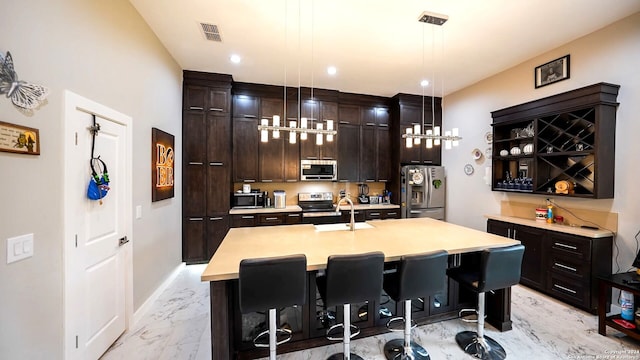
[152,127,175,202]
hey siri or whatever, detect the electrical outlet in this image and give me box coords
[7,233,34,264]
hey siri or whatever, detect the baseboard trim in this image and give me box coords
[133,262,186,326]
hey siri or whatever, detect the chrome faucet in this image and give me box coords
[336,195,355,231]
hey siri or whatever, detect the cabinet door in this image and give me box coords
[366,210,383,220]
[233,95,259,118]
[285,212,302,224]
[514,224,546,289]
[360,125,376,182]
[339,104,360,125]
[376,128,391,182]
[337,124,360,182]
[232,118,259,182]
[284,139,299,182]
[300,100,320,159]
[230,214,257,228]
[208,88,230,113]
[184,85,207,111]
[320,101,338,160]
[207,164,230,215]
[183,164,206,216]
[259,98,285,182]
[184,112,206,163]
[183,217,206,263]
[207,114,231,163]
[384,208,400,219]
[207,216,229,258]
[486,219,511,238]
[258,214,285,226]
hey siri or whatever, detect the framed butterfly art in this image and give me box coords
[0,51,49,111]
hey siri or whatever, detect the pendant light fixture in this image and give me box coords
[402,11,462,149]
[257,0,336,144]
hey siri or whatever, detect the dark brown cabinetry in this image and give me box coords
[258,98,285,183]
[182,71,232,264]
[390,94,442,166]
[491,83,619,198]
[230,212,302,228]
[232,117,259,182]
[300,99,338,160]
[487,219,612,312]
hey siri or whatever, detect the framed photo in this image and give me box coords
[535,54,570,88]
[0,120,40,155]
[152,127,175,202]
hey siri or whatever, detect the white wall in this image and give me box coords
[0,1,182,359]
[443,12,640,272]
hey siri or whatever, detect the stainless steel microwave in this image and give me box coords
[231,192,265,208]
[300,159,337,181]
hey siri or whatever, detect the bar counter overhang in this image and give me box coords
[201,218,520,359]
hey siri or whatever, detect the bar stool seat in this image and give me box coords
[316,252,385,360]
[447,244,524,360]
[382,250,449,360]
[239,254,307,360]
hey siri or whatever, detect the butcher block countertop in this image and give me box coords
[201,217,519,282]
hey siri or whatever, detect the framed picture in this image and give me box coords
[152,127,175,202]
[0,120,40,155]
[535,54,570,88]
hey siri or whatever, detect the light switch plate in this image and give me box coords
[135,205,142,219]
[7,233,34,264]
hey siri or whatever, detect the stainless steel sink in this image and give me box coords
[314,222,375,232]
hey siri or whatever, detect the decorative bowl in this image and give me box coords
[500,149,509,156]
[510,146,522,155]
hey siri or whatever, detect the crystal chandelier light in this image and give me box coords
[402,11,461,150]
[258,0,336,145]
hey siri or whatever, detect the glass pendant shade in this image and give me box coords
[426,129,433,148]
[315,123,323,145]
[444,130,452,150]
[413,124,421,145]
[289,121,296,144]
[405,128,413,148]
[434,126,441,146]
[326,120,334,142]
[272,115,280,139]
[300,117,308,140]
[260,119,269,142]
[452,128,459,147]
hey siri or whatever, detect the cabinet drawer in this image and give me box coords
[547,272,589,309]
[340,210,366,223]
[366,210,383,220]
[230,214,257,228]
[548,253,590,282]
[258,214,284,226]
[384,210,400,219]
[549,233,591,260]
[285,212,302,225]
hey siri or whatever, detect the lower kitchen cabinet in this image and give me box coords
[487,219,612,313]
[183,215,229,264]
[366,208,400,220]
[230,212,302,228]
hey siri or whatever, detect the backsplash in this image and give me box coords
[232,182,388,205]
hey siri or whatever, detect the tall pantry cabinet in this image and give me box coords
[182,71,232,264]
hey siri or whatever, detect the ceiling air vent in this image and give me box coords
[200,22,222,42]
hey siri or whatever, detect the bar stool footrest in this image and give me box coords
[252,328,293,348]
[328,353,365,360]
[385,316,417,332]
[326,323,360,341]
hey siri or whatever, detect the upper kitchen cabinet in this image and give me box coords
[258,97,285,183]
[184,84,230,114]
[337,104,361,182]
[390,94,442,166]
[361,104,391,182]
[491,83,619,199]
[299,88,339,160]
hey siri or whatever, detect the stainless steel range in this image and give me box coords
[298,192,341,224]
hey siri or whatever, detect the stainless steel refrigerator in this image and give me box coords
[400,165,446,220]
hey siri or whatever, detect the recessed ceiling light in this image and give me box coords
[420,79,429,87]
[327,66,337,75]
[230,54,241,64]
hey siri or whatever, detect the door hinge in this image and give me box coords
[75,335,78,349]
[75,234,78,248]
[75,132,78,146]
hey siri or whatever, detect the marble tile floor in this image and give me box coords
[102,264,639,360]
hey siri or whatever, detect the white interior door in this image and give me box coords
[64,91,133,360]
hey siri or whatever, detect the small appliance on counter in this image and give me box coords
[274,190,286,209]
[357,183,369,204]
[232,190,264,209]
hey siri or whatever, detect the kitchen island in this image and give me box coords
[202,217,520,359]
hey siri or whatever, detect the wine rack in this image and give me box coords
[490,83,619,199]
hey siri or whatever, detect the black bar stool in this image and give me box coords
[382,250,449,360]
[239,254,307,360]
[316,251,385,360]
[447,244,524,360]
